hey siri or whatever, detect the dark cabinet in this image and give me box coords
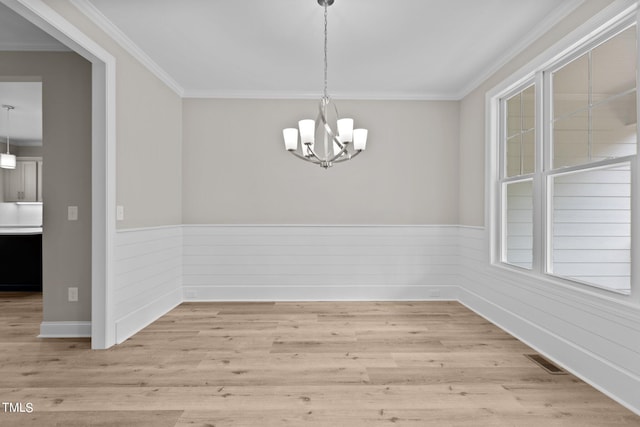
[0,234,42,291]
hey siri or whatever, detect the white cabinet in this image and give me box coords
[37,160,43,203]
[4,159,42,202]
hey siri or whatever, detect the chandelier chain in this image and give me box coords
[4,106,11,152]
[323,0,328,99]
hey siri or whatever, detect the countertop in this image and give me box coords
[0,225,43,235]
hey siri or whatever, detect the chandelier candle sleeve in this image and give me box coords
[353,129,368,151]
[298,120,315,144]
[282,0,367,169]
[337,118,354,141]
[283,128,298,151]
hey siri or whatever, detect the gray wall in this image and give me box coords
[183,99,460,224]
[0,51,92,322]
[44,0,183,230]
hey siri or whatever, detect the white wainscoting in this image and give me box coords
[106,223,639,415]
[182,225,460,301]
[113,226,182,344]
[458,226,640,416]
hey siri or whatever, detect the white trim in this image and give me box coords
[66,0,585,102]
[115,287,182,344]
[4,0,118,349]
[39,321,91,338]
[184,285,459,302]
[457,0,585,99]
[458,286,640,417]
[181,223,463,229]
[182,89,461,101]
[70,0,184,97]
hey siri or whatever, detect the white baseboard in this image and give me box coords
[114,287,183,344]
[39,321,92,338]
[458,286,640,416]
[183,285,460,302]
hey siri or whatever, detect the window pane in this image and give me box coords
[553,53,589,118]
[522,86,535,131]
[506,93,521,138]
[592,91,637,161]
[505,84,535,177]
[522,130,535,174]
[553,112,589,168]
[592,26,637,100]
[504,180,533,269]
[550,164,631,293]
[506,135,521,177]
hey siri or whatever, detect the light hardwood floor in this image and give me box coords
[0,292,638,426]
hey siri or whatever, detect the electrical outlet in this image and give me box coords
[68,287,78,302]
[116,205,124,221]
[68,206,78,221]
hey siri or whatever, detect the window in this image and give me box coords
[496,20,637,294]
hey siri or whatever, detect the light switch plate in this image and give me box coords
[116,205,124,221]
[68,287,78,302]
[68,206,78,221]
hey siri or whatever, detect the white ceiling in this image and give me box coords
[78,0,584,99]
[0,0,585,100]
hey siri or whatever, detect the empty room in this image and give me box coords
[1,0,639,425]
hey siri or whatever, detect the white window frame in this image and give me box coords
[487,2,639,300]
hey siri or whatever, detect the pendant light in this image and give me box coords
[1,105,16,170]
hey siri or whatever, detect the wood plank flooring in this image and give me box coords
[1,292,638,426]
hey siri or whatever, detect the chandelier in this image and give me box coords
[282,0,368,169]
[0,105,16,170]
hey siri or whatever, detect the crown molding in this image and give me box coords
[68,0,592,102]
[181,89,461,101]
[456,0,585,99]
[70,0,184,97]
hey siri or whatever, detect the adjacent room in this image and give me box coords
[1,0,639,425]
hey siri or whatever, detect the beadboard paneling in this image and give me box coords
[182,225,460,301]
[457,226,640,415]
[114,226,182,343]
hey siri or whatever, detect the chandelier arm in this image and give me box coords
[288,149,321,164]
[304,144,324,163]
[328,143,350,163]
[333,149,362,163]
